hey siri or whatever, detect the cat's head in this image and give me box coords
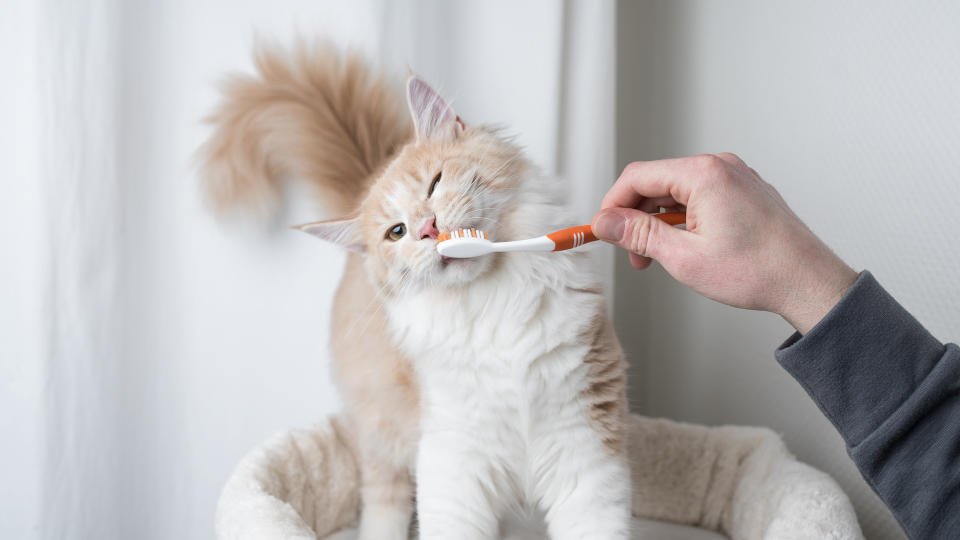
[299,77,533,295]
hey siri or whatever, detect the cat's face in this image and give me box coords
[300,77,530,295]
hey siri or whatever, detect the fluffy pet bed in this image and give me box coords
[216,414,863,539]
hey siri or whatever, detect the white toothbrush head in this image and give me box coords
[437,228,492,258]
[437,221,627,258]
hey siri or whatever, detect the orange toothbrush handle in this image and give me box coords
[547,225,596,251]
[547,212,686,252]
[655,211,686,226]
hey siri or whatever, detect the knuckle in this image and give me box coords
[716,152,745,167]
[622,161,644,178]
[694,154,726,175]
[692,154,737,189]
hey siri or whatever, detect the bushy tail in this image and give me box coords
[198,42,411,217]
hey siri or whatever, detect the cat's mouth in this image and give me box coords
[437,222,485,268]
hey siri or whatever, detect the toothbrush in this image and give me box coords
[437,211,686,258]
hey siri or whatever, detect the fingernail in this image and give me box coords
[594,212,625,242]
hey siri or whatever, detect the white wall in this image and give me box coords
[614,2,960,539]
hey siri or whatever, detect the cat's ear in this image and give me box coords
[406,75,465,142]
[294,216,366,253]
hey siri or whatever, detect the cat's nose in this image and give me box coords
[419,216,440,240]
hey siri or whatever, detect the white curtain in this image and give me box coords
[0,1,615,538]
[3,0,125,538]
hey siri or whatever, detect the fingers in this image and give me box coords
[637,196,680,214]
[596,153,736,275]
[591,207,692,264]
[628,252,652,270]
[602,154,737,211]
[602,156,716,210]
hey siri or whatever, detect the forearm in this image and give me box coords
[776,271,960,538]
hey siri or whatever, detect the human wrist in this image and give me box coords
[777,254,858,335]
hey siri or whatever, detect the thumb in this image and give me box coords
[591,208,688,261]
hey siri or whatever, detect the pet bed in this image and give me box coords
[215,414,863,539]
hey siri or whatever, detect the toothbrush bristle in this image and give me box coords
[438,228,489,242]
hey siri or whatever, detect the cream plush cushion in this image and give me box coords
[215,414,863,539]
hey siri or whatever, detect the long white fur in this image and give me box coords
[385,170,631,538]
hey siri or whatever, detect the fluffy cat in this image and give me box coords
[200,42,631,540]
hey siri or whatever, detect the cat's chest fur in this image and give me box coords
[386,253,604,429]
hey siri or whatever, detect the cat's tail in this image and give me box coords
[198,41,411,217]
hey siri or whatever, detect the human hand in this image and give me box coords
[591,153,858,334]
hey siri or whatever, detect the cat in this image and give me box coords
[200,42,631,540]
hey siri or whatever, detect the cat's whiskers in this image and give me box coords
[457,211,496,223]
[343,267,411,339]
[349,268,415,340]
[439,204,497,232]
[459,205,498,214]
[468,179,518,198]
[452,205,498,220]
[483,154,520,180]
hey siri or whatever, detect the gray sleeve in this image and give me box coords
[776,271,960,539]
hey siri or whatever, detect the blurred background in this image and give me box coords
[2,1,958,539]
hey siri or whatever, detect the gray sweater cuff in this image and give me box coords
[775,271,946,447]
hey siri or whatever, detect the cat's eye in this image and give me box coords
[386,223,406,241]
[427,172,441,198]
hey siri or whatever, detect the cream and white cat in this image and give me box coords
[201,43,630,540]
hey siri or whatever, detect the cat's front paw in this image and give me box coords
[357,504,412,540]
